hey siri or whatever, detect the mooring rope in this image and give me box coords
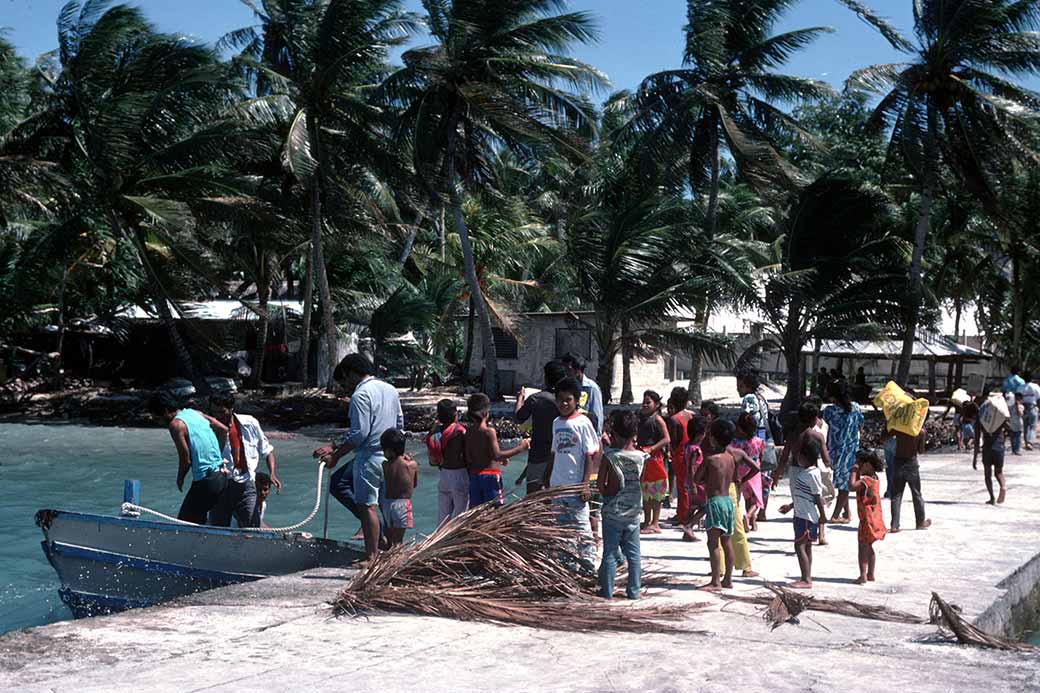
[121,459,327,534]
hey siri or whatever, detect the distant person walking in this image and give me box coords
[314,354,404,561]
[1003,366,1026,395]
[973,397,1009,505]
[1024,371,1040,450]
[149,392,229,524]
[823,379,864,524]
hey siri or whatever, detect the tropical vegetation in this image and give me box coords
[3,0,1040,410]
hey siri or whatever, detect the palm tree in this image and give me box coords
[840,0,1040,384]
[569,98,746,402]
[634,0,833,404]
[2,2,254,382]
[756,175,907,411]
[387,0,607,399]
[0,33,28,135]
[224,0,418,387]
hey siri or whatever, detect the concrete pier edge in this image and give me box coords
[3,449,1040,692]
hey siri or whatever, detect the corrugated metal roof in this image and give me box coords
[118,300,303,321]
[802,337,990,360]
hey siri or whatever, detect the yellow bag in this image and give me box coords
[873,381,930,437]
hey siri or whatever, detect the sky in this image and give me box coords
[2,0,915,92]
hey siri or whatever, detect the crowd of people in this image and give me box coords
[149,352,1037,599]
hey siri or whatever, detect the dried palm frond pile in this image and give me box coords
[723,583,926,629]
[332,485,702,632]
[929,593,1039,652]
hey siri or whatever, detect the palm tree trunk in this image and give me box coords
[446,112,498,398]
[462,296,475,378]
[782,337,804,413]
[112,213,197,382]
[686,116,721,406]
[439,206,446,260]
[897,112,937,385]
[1012,236,1023,365]
[595,331,617,404]
[399,210,425,265]
[621,321,634,405]
[705,112,721,235]
[686,301,709,407]
[252,263,271,388]
[52,265,69,389]
[308,115,338,389]
[298,243,314,385]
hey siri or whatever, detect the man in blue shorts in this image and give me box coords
[313,354,403,560]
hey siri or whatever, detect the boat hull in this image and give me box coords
[36,509,361,618]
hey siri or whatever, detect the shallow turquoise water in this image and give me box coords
[0,423,526,634]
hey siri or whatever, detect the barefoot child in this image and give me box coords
[681,416,709,542]
[774,403,829,588]
[550,377,601,571]
[638,391,671,534]
[465,393,529,508]
[694,419,759,590]
[380,429,418,546]
[598,410,647,599]
[851,450,886,583]
[426,399,469,523]
[732,412,765,532]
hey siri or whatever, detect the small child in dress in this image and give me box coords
[681,415,709,542]
[380,429,418,547]
[732,412,765,532]
[850,450,886,584]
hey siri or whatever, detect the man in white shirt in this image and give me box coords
[209,392,280,528]
[1023,371,1040,451]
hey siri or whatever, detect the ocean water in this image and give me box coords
[0,423,526,635]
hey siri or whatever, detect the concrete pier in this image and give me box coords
[3,450,1040,692]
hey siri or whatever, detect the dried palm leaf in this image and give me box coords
[333,485,704,632]
[929,593,1039,652]
[721,583,926,628]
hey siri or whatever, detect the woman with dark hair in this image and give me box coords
[823,378,864,524]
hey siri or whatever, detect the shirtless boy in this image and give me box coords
[694,419,759,591]
[465,393,529,507]
[380,429,417,546]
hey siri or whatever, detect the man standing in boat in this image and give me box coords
[208,392,281,528]
[313,353,404,561]
[149,391,230,524]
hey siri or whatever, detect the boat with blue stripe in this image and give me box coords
[36,480,362,618]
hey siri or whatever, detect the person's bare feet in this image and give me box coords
[854,576,867,585]
[701,583,722,592]
[681,528,700,542]
[987,499,996,505]
[867,574,875,581]
[640,526,654,534]
[818,537,828,546]
[789,580,812,589]
[889,527,901,533]
[742,570,759,578]
[721,578,734,589]
[916,519,932,530]
[998,487,1006,504]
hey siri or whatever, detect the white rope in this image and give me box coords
[121,459,328,534]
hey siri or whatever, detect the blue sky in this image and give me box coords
[5,0,914,93]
